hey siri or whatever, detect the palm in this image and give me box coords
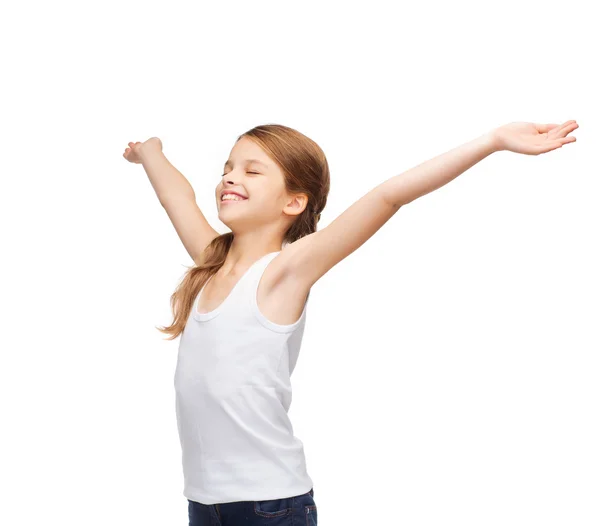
[494,120,578,155]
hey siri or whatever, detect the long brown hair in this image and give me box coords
[156,124,331,340]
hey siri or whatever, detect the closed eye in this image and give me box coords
[221,171,261,177]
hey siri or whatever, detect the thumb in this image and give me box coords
[535,123,560,133]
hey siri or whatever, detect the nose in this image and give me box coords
[223,176,240,188]
[223,168,244,186]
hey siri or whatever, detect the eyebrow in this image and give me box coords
[223,159,269,169]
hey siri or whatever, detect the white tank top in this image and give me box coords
[174,251,314,505]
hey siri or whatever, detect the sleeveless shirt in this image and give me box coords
[174,251,314,505]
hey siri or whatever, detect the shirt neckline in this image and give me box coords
[192,251,280,322]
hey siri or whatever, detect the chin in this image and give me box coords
[218,207,258,229]
[218,208,242,227]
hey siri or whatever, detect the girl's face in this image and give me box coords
[215,137,305,229]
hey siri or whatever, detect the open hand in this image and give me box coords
[492,120,578,155]
[123,137,163,164]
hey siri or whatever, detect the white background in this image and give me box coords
[1,1,598,525]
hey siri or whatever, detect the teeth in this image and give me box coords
[222,194,246,201]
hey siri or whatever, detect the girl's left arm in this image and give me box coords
[284,120,578,289]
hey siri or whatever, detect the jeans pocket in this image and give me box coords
[305,504,318,525]
[254,497,293,518]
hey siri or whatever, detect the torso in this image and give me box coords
[196,250,310,325]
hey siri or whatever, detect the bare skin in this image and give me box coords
[124,120,578,328]
[196,257,309,326]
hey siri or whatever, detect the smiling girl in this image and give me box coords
[123,119,577,525]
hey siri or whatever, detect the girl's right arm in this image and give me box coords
[124,138,220,265]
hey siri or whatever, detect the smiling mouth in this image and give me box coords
[220,196,248,204]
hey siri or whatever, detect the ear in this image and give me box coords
[282,193,309,218]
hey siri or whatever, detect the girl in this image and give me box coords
[123,120,578,525]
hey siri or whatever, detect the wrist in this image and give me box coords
[140,142,165,165]
[482,129,503,154]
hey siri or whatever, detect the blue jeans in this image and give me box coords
[188,488,317,525]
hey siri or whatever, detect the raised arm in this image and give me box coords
[123,138,220,265]
[282,120,578,289]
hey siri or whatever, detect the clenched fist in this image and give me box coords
[123,137,163,164]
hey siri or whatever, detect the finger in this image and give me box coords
[544,120,574,137]
[535,123,560,133]
[545,138,575,152]
[555,120,578,133]
[558,119,577,127]
[559,136,576,144]
[551,122,579,138]
[533,141,563,155]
